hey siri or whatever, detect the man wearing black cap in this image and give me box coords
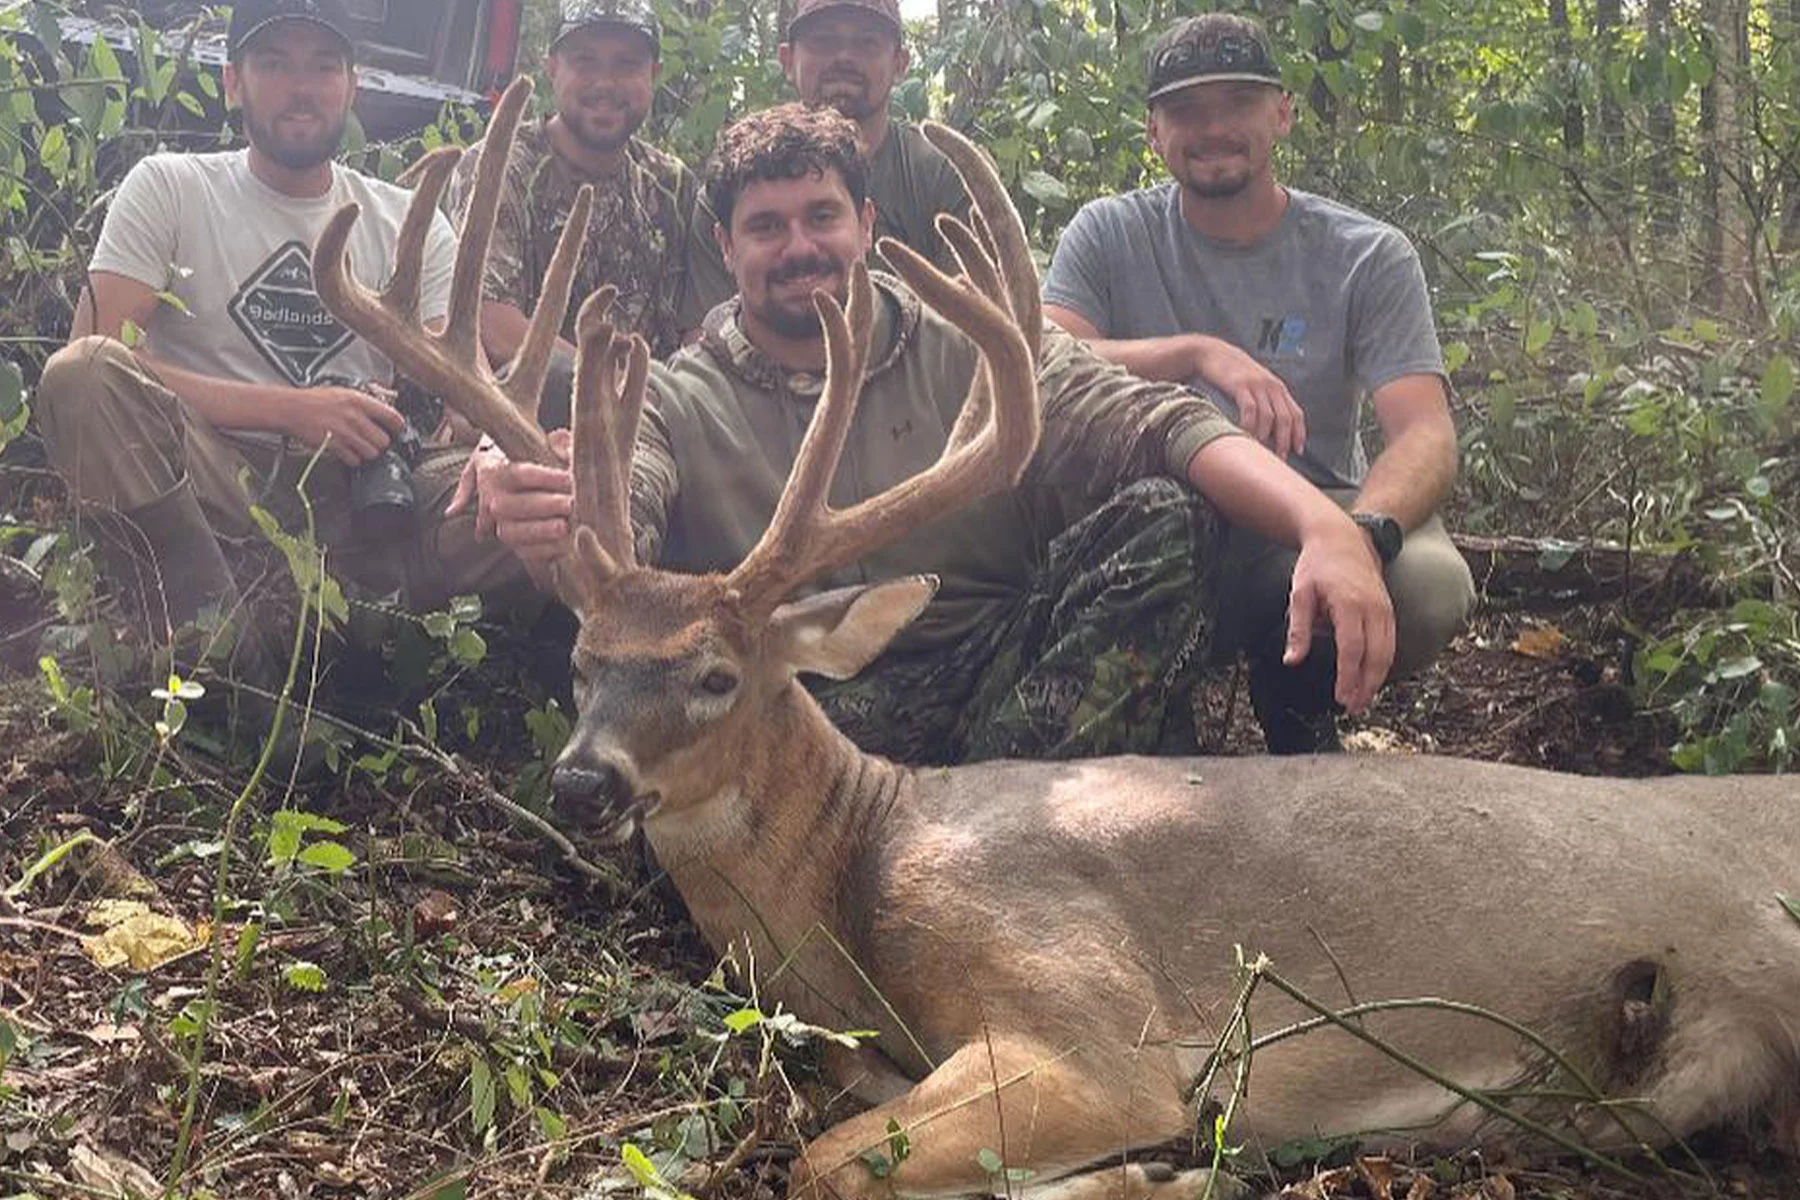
[778,0,972,273]
[36,0,523,674]
[1043,12,1475,746]
[446,0,732,430]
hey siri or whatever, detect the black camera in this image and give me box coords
[316,376,443,538]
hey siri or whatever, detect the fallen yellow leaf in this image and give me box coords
[80,901,206,971]
[1510,624,1567,660]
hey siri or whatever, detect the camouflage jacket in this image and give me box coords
[447,120,733,358]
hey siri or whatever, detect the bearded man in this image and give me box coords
[447,0,733,431]
[778,0,972,272]
[36,0,522,671]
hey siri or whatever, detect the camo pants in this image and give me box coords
[809,478,1223,766]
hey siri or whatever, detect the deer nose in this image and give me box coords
[553,761,630,824]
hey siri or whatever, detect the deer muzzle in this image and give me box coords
[552,752,646,838]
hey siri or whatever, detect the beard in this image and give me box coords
[562,100,643,156]
[240,100,347,170]
[1180,171,1253,200]
[751,253,848,339]
[815,73,879,121]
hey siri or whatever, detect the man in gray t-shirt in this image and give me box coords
[1045,12,1474,741]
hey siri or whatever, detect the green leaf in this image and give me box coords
[283,961,327,992]
[1524,317,1553,356]
[1760,354,1793,421]
[469,1057,495,1133]
[233,922,261,979]
[449,626,487,666]
[1352,10,1386,32]
[977,1148,1005,1175]
[1442,340,1469,375]
[38,122,69,176]
[1020,169,1070,207]
[297,840,356,874]
[1779,894,1800,929]
[722,1008,763,1034]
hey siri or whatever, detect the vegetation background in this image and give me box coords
[0,1,1796,1198]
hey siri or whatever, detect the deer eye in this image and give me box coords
[699,668,739,697]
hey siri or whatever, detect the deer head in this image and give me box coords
[314,77,1042,839]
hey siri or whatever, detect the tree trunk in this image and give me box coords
[1645,0,1681,246]
[1593,0,1628,220]
[1549,0,1587,231]
[1779,0,1800,255]
[1703,0,1753,315]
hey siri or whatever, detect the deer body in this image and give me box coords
[642,670,1800,1193]
[315,82,1800,1200]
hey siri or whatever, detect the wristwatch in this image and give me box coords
[1352,512,1404,565]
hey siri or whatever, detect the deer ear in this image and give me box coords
[771,576,938,681]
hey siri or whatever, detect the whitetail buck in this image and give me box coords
[317,78,1800,1200]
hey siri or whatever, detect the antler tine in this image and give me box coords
[314,73,559,467]
[726,263,875,603]
[502,184,596,426]
[380,146,461,323]
[444,75,535,359]
[567,288,650,574]
[921,122,1041,364]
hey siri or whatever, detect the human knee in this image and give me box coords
[1386,540,1476,677]
[37,336,151,444]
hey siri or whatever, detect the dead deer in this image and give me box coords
[316,78,1800,1200]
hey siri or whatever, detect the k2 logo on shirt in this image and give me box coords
[1255,314,1309,359]
[228,240,354,386]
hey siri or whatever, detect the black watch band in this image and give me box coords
[1352,512,1404,565]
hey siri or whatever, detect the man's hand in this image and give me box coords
[1195,337,1307,460]
[445,429,574,576]
[1282,520,1396,713]
[282,383,406,466]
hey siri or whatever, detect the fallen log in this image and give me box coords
[1452,533,1717,611]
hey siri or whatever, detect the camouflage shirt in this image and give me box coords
[447,119,734,358]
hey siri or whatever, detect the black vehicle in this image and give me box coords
[6,0,523,140]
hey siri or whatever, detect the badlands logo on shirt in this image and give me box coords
[227,240,353,386]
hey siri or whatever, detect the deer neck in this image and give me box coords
[644,682,910,1022]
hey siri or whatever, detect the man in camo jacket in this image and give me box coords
[446,0,733,430]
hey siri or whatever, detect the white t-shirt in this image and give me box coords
[89,149,455,395]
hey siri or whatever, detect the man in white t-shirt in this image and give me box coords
[35,0,522,654]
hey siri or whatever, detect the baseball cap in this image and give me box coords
[228,0,355,60]
[551,0,662,55]
[787,0,903,40]
[1146,14,1283,103]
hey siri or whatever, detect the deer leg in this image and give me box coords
[792,1037,1223,1200]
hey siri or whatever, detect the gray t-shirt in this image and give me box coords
[90,150,455,400]
[1043,183,1444,489]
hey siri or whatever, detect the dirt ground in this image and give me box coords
[2,575,1796,1199]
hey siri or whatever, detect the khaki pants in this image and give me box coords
[35,335,531,611]
[1213,487,1477,682]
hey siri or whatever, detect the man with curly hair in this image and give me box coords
[457,104,1395,763]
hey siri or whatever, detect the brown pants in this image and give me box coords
[35,336,530,611]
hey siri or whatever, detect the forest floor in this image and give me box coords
[2,542,1797,1200]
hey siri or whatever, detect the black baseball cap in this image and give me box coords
[228,0,355,60]
[1146,14,1283,103]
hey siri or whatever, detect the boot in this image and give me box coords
[1248,641,1344,755]
[91,478,240,640]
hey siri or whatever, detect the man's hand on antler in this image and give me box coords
[446,430,576,584]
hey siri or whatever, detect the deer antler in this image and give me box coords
[313,75,654,603]
[313,76,582,469]
[726,123,1041,613]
